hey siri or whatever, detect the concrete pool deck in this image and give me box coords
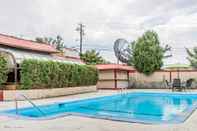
[1,89,197,131]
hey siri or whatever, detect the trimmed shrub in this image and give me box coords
[20,59,98,89]
[0,56,8,87]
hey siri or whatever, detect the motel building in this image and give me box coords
[0,33,134,93]
[0,33,83,90]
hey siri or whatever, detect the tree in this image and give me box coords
[80,50,107,65]
[186,47,197,68]
[35,35,65,51]
[128,30,170,75]
[0,56,8,86]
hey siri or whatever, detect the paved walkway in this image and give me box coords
[1,89,197,131]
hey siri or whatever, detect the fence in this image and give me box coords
[129,70,197,89]
[132,70,197,82]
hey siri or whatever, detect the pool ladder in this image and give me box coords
[120,87,128,95]
[15,94,45,116]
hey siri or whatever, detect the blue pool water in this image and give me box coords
[3,92,197,124]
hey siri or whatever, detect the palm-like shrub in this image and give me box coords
[186,47,197,68]
[80,50,107,65]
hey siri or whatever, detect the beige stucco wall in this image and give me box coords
[97,80,128,89]
[97,70,129,89]
[133,71,170,82]
[171,71,197,81]
[98,70,114,80]
[131,71,197,83]
[117,70,128,80]
[3,85,97,101]
[117,81,128,88]
[97,69,197,89]
[98,70,128,80]
[97,81,114,89]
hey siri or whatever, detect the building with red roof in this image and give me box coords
[96,64,135,90]
[0,33,58,53]
[0,33,83,64]
[0,33,83,84]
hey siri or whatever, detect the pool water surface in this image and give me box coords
[3,92,197,124]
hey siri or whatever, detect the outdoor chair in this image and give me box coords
[165,80,172,89]
[182,79,194,91]
[172,78,181,91]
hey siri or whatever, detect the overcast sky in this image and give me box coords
[0,0,197,65]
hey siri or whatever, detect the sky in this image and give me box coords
[0,0,197,65]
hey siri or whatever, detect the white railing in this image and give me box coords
[15,94,45,116]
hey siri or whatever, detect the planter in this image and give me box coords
[5,84,17,90]
[2,85,97,101]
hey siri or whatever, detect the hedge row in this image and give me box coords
[0,56,8,86]
[20,59,98,89]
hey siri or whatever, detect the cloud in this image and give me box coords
[0,0,196,64]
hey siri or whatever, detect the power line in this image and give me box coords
[70,40,196,54]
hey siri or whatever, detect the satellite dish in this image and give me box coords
[113,39,132,64]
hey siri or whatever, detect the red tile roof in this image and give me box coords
[0,33,58,53]
[96,64,135,71]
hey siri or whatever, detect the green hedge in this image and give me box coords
[20,59,98,89]
[0,56,8,86]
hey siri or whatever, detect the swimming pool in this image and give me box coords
[3,92,197,124]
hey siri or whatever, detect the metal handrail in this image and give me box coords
[15,94,45,116]
[120,86,127,95]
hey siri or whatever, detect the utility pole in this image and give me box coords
[76,23,85,54]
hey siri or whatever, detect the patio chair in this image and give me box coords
[165,80,172,89]
[172,78,181,91]
[182,79,194,91]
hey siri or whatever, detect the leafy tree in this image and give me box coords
[35,35,65,51]
[0,56,8,86]
[128,30,170,75]
[80,50,107,65]
[186,47,197,68]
